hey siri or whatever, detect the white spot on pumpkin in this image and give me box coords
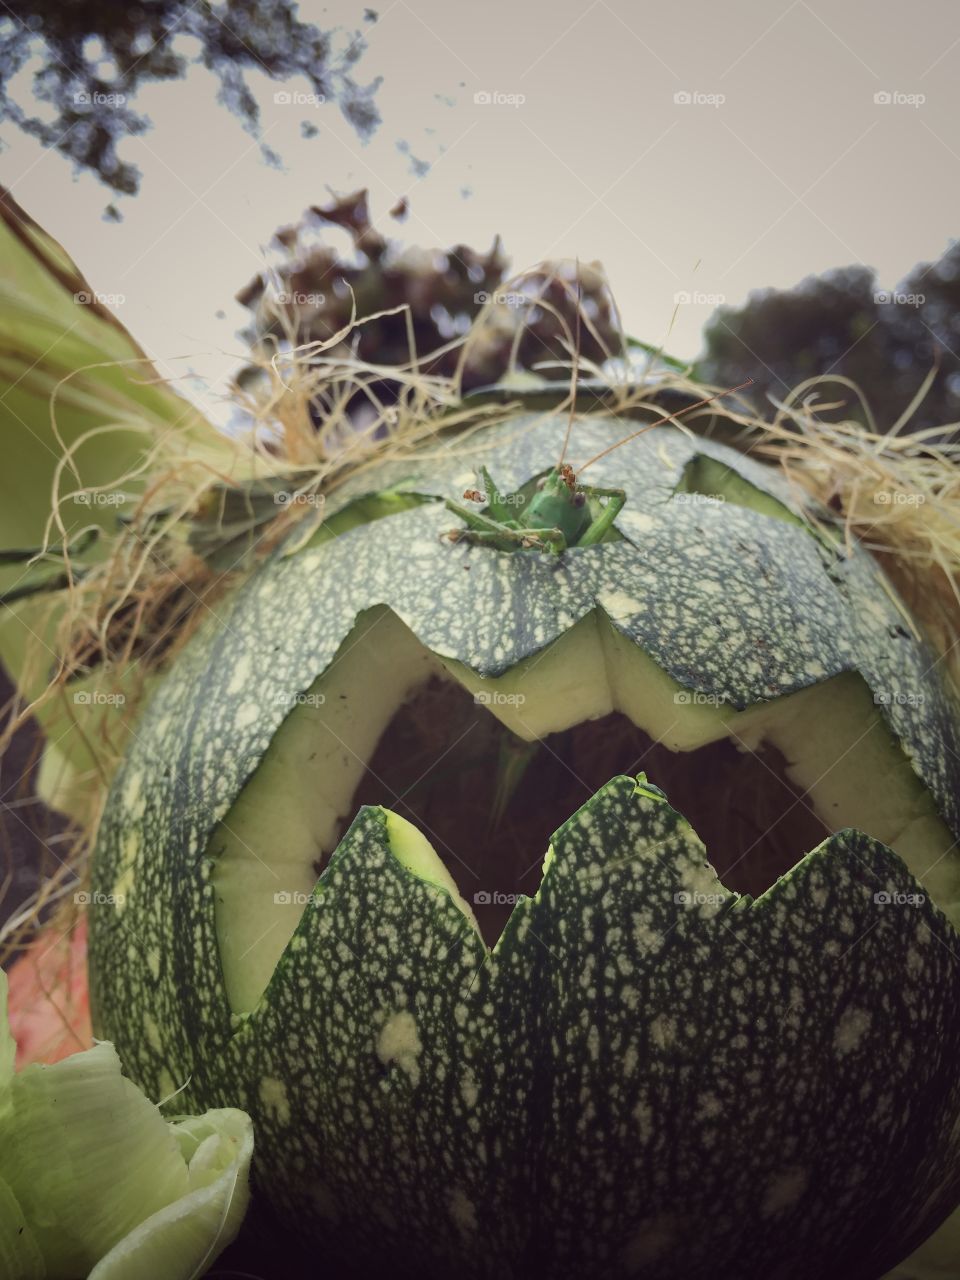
[625,511,657,534]
[376,1010,422,1085]
[650,1013,676,1050]
[260,1075,291,1124]
[236,701,259,729]
[834,1007,871,1056]
[143,1013,162,1054]
[461,1072,479,1109]
[597,589,641,620]
[761,1167,808,1217]
[449,1186,477,1236]
[587,1024,601,1061]
[122,771,143,812]
[112,863,135,909]
[633,1099,654,1142]
[227,654,252,695]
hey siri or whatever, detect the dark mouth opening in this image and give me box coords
[329,676,830,945]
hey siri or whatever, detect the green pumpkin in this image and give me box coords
[88,407,960,1279]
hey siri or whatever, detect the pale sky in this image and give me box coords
[3,0,959,422]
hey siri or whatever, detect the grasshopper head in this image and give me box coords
[525,468,592,544]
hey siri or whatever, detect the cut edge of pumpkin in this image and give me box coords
[206,605,960,1015]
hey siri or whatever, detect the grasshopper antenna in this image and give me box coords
[557,259,582,469]
[576,378,754,475]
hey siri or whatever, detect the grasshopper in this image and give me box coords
[443,381,752,554]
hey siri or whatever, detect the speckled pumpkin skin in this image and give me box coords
[89,414,960,1279]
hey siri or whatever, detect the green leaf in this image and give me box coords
[87,1110,254,1280]
[0,969,253,1279]
[0,189,249,813]
[0,1174,44,1280]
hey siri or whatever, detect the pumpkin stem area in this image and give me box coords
[336,676,830,945]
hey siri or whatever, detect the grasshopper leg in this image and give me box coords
[575,486,626,547]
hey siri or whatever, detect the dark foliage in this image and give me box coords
[236,189,624,414]
[0,1,380,196]
[698,245,960,434]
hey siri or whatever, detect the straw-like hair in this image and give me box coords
[2,264,958,971]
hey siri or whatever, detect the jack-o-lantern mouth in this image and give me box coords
[344,677,829,945]
[209,604,956,1015]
